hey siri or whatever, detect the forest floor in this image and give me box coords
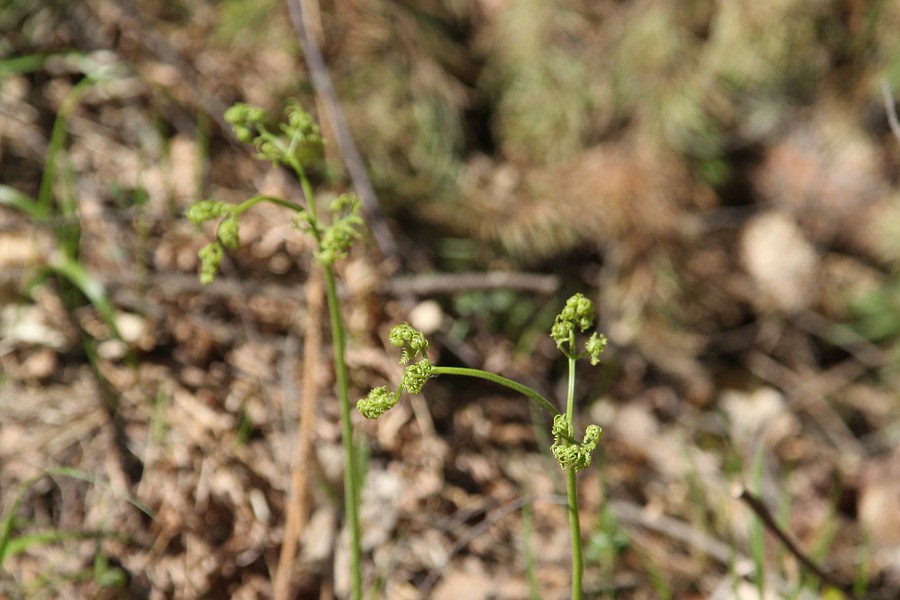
[2,1,900,599]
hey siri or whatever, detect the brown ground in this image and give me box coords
[2,1,900,599]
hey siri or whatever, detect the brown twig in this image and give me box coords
[881,80,900,143]
[384,271,560,297]
[732,484,858,599]
[274,270,324,599]
[286,0,398,260]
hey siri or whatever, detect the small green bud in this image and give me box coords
[218,214,240,249]
[550,293,598,352]
[293,210,315,233]
[315,194,363,266]
[257,139,283,162]
[232,123,254,144]
[316,220,359,265]
[198,241,224,284]
[551,413,572,438]
[552,443,581,471]
[225,103,266,143]
[389,323,429,364]
[560,293,594,330]
[357,386,398,419]
[583,424,602,452]
[550,414,602,473]
[550,320,571,349]
[186,200,231,224]
[330,193,361,214]
[401,358,433,394]
[286,106,310,130]
[585,332,607,366]
[284,102,323,146]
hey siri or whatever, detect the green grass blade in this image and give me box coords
[0,185,48,220]
[3,529,116,559]
[48,255,122,341]
[0,485,27,569]
[521,502,542,600]
[0,52,52,80]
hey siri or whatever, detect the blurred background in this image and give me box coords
[2,0,900,598]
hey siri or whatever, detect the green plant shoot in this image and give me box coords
[357,293,607,598]
[186,101,365,599]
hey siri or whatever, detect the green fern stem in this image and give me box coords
[235,195,304,216]
[190,101,364,599]
[291,156,362,600]
[359,300,606,599]
[567,465,583,599]
[324,264,362,600]
[564,333,584,600]
[417,362,584,597]
[429,366,560,416]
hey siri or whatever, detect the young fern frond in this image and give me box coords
[357,386,400,419]
[185,199,233,224]
[357,313,607,464]
[187,101,365,600]
[551,415,602,472]
[389,322,429,364]
[360,297,605,471]
[358,295,608,599]
[310,194,364,266]
[197,242,224,285]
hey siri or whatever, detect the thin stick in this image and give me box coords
[384,271,559,296]
[732,484,857,598]
[274,270,324,599]
[881,80,900,143]
[285,0,398,260]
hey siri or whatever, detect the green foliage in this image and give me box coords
[188,102,361,284]
[871,4,900,89]
[0,60,125,344]
[223,100,324,167]
[296,193,364,266]
[551,293,595,347]
[0,185,49,220]
[845,280,900,376]
[187,100,365,600]
[388,322,430,364]
[357,386,399,419]
[358,294,608,598]
[400,357,434,394]
[551,293,608,365]
[848,281,900,344]
[330,2,468,199]
[198,242,225,285]
[213,0,282,48]
[185,199,233,225]
[551,415,602,473]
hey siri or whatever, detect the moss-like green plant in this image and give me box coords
[358,293,607,598]
[187,101,365,599]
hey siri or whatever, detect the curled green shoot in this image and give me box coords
[358,295,608,598]
[187,101,364,599]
